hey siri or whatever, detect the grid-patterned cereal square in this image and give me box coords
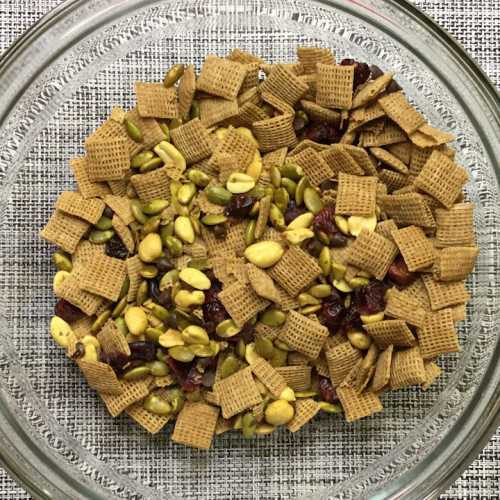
[112,215,135,253]
[285,398,321,433]
[125,107,168,151]
[316,64,354,109]
[134,82,178,118]
[385,288,427,328]
[435,203,475,247]
[337,385,382,422]
[278,310,329,359]
[171,402,219,450]
[326,341,363,387]
[422,274,470,311]
[378,169,410,193]
[196,55,246,101]
[268,245,322,297]
[378,193,436,228]
[199,98,238,128]
[400,276,431,311]
[418,308,460,359]
[130,167,171,204]
[253,114,297,152]
[414,151,468,208]
[422,360,442,390]
[40,210,90,254]
[390,346,426,389]
[275,366,313,391]
[170,118,214,164]
[375,219,398,244]
[246,263,279,302]
[391,225,435,272]
[297,46,335,74]
[97,319,131,356]
[336,173,378,217]
[370,147,408,174]
[77,359,123,395]
[260,62,309,106]
[178,64,196,120]
[361,120,407,147]
[363,319,416,349]
[69,157,111,200]
[346,228,398,280]
[125,402,169,435]
[291,148,334,186]
[300,100,341,127]
[351,72,395,109]
[85,137,129,181]
[210,126,256,173]
[372,345,394,392]
[320,146,364,178]
[79,254,127,302]
[379,92,426,135]
[387,141,413,165]
[55,191,105,225]
[250,357,287,396]
[100,379,149,418]
[433,246,480,281]
[213,367,263,418]
[103,195,135,225]
[261,91,295,116]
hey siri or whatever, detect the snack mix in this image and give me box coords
[41,47,479,450]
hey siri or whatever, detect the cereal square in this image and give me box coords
[40,209,90,254]
[336,173,378,217]
[418,308,460,359]
[196,55,246,100]
[316,64,354,109]
[392,225,435,271]
[134,82,178,118]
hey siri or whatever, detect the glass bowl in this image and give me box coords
[1,0,500,498]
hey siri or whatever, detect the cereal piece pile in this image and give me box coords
[41,48,479,450]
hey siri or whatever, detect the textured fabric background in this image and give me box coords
[0,0,499,498]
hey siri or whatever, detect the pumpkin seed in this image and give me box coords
[170,180,182,198]
[111,296,128,319]
[170,196,188,217]
[94,216,113,230]
[287,212,314,230]
[332,278,353,293]
[171,281,183,301]
[348,277,371,289]
[281,177,297,197]
[221,356,239,379]
[136,280,149,306]
[248,184,265,200]
[126,182,137,199]
[132,200,149,224]
[245,219,256,245]
[202,214,228,226]
[206,186,232,205]
[186,169,211,187]
[255,337,274,359]
[242,412,257,438]
[189,343,215,357]
[159,222,174,245]
[216,318,242,338]
[169,118,183,130]
[159,122,171,142]
[124,119,143,142]
[274,187,290,214]
[264,186,275,201]
[335,215,350,235]
[268,346,287,367]
[131,150,154,168]
[274,339,294,351]
[248,201,260,218]
[269,203,285,231]
[316,230,330,246]
[141,215,161,235]
[360,311,385,324]
[318,402,342,413]
[294,110,309,125]
[295,176,310,206]
[187,258,209,271]
[88,229,115,244]
[344,293,352,309]
[170,396,185,415]
[294,391,318,398]
[303,188,323,214]
[189,100,200,120]
[319,246,332,276]
[308,284,332,298]
[255,423,277,435]
[92,310,111,333]
[160,269,180,289]
[178,182,196,205]
[140,156,164,173]
[145,360,169,377]
[168,345,195,362]
[298,304,322,315]
[145,327,164,343]
[270,166,281,189]
[53,252,72,273]
[156,347,167,362]
[279,163,303,182]
[143,395,171,415]
[298,293,321,307]
[151,304,168,321]
[174,216,195,244]
[164,63,185,87]
[143,199,169,215]
[260,309,286,326]
[331,263,346,281]
[235,339,246,359]
[53,271,69,294]
[124,366,151,380]
[165,235,183,257]
[115,317,128,336]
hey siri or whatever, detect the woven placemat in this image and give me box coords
[0,0,499,498]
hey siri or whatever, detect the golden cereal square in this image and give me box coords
[196,55,246,100]
[336,173,378,217]
[316,64,354,109]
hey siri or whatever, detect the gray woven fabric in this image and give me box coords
[0,0,499,499]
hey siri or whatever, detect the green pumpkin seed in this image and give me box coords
[268,347,287,368]
[115,317,128,336]
[279,163,303,182]
[248,201,260,218]
[221,355,239,379]
[319,246,332,276]
[143,395,171,415]
[145,327,164,344]
[334,215,350,235]
[164,63,185,87]
[136,280,149,306]
[295,176,311,206]
[157,347,168,363]
[206,186,232,205]
[270,166,281,189]
[92,310,111,334]
[235,339,246,359]
[168,345,195,363]
[274,339,294,351]
[248,184,266,200]
[167,387,185,400]
[308,284,332,298]
[175,310,191,330]
[344,293,352,309]
[242,412,257,438]
[298,293,321,307]
[111,295,128,319]
[130,151,154,168]
[54,252,72,273]
[315,230,330,246]
[260,103,274,117]
[255,337,274,359]
[145,360,169,377]
[189,343,215,357]
[140,156,163,173]
[140,265,158,279]
[331,263,346,281]
[160,122,171,141]
[269,203,285,231]
[94,216,113,230]
[294,391,318,398]
[216,318,243,338]
[202,214,228,226]
[152,304,169,321]
[171,281,183,301]
[281,178,297,197]
[131,201,149,224]
[295,110,309,125]
[126,182,137,199]
[304,188,323,214]
[264,187,275,201]
[172,197,190,217]
[170,396,185,415]
[124,119,143,142]
[187,258,209,271]
[349,277,371,289]
[260,309,286,326]
[186,169,211,187]
[88,229,115,244]
[143,199,169,215]
[318,402,343,413]
[165,235,183,257]
[141,215,161,236]
[159,222,174,245]
[178,182,196,205]
[274,187,290,214]
[169,118,183,130]
[161,269,180,289]
[189,100,200,120]
[170,180,182,198]
[245,219,256,246]
[299,304,322,314]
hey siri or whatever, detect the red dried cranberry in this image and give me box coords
[203,281,230,333]
[105,234,128,260]
[319,376,341,404]
[165,356,203,391]
[284,200,307,225]
[54,299,84,323]
[305,122,341,145]
[386,255,415,289]
[100,351,129,372]
[322,289,346,327]
[204,280,223,303]
[312,207,339,236]
[353,280,388,317]
[340,59,371,89]
[341,305,364,333]
[128,341,157,362]
[224,194,256,222]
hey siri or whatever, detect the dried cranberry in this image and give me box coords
[312,207,339,236]
[204,280,223,303]
[105,234,128,260]
[340,59,371,89]
[203,280,230,333]
[71,342,86,360]
[224,194,256,222]
[166,356,203,391]
[319,376,340,404]
[386,255,415,289]
[284,200,307,225]
[100,351,129,371]
[353,280,389,317]
[341,305,364,333]
[129,341,157,362]
[322,289,346,328]
[305,122,341,145]
[54,299,84,323]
